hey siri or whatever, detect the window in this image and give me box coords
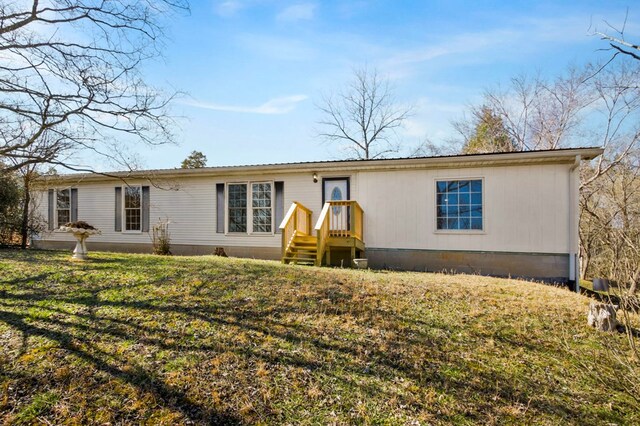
[436,179,483,231]
[56,189,71,226]
[228,184,247,232]
[227,182,273,233]
[115,186,149,233]
[124,186,142,231]
[252,182,272,233]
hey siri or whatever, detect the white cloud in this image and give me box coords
[277,3,316,22]
[181,95,308,114]
[215,0,245,17]
[384,29,517,71]
[379,15,597,80]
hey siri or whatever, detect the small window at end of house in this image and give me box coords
[124,186,142,231]
[436,179,483,231]
[56,189,71,226]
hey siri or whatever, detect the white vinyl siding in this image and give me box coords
[34,161,573,256]
[356,164,570,253]
[33,174,322,250]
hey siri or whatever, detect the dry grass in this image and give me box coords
[0,249,638,425]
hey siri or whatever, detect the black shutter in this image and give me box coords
[115,187,122,232]
[70,188,78,222]
[274,181,284,233]
[216,183,224,233]
[47,189,54,230]
[142,186,150,232]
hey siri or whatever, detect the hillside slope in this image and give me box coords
[0,250,637,425]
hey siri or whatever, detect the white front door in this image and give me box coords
[323,178,349,233]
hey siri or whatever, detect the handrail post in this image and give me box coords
[350,201,355,237]
[293,203,297,235]
[281,228,286,262]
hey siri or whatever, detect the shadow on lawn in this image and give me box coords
[1,291,603,424]
[0,254,630,424]
[0,307,244,425]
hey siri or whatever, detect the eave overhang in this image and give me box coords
[39,147,604,185]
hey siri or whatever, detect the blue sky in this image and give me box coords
[140,0,638,169]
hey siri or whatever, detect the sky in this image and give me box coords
[137,0,639,169]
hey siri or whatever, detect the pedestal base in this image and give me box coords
[57,226,100,261]
[72,234,89,260]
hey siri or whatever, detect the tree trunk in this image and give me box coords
[629,267,639,295]
[20,174,30,249]
[587,301,618,332]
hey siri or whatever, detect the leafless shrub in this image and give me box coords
[152,219,171,256]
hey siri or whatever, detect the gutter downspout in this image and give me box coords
[569,155,581,293]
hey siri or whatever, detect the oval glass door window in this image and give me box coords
[331,187,342,215]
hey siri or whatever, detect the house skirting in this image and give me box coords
[32,241,569,282]
[366,248,570,283]
[31,240,281,259]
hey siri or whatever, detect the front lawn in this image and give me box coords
[0,249,637,424]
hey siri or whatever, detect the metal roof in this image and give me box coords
[44,147,604,183]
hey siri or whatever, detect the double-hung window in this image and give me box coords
[124,186,142,231]
[252,183,272,233]
[227,182,273,233]
[436,179,483,231]
[56,188,71,226]
[228,184,248,233]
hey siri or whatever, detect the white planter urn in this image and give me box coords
[58,226,101,260]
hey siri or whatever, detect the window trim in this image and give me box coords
[55,188,72,228]
[225,181,275,235]
[122,185,143,233]
[226,182,249,234]
[433,177,486,235]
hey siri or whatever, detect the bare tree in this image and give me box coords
[0,0,188,174]
[472,67,592,152]
[455,59,640,287]
[317,67,411,159]
[593,12,640,62]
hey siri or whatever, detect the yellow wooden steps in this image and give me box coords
[283,234,318,265]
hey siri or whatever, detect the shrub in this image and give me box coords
[152,219,171,255]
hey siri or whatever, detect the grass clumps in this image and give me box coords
[0,249,638,425]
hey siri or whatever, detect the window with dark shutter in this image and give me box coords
[216,183,224,233]
[47,189,54,230]
[142,186,150,232]
[275,181,284,233]
[115,187,122,232]
[70,188,78,222]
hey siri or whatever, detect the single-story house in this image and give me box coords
[33,147,603,288]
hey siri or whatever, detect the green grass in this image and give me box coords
[0,249,638,425]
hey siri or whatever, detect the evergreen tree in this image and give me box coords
[462,106,516,154]
[181,151,208,169]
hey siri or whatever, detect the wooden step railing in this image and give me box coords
[279,201,313,262]
[314,200,364,266]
